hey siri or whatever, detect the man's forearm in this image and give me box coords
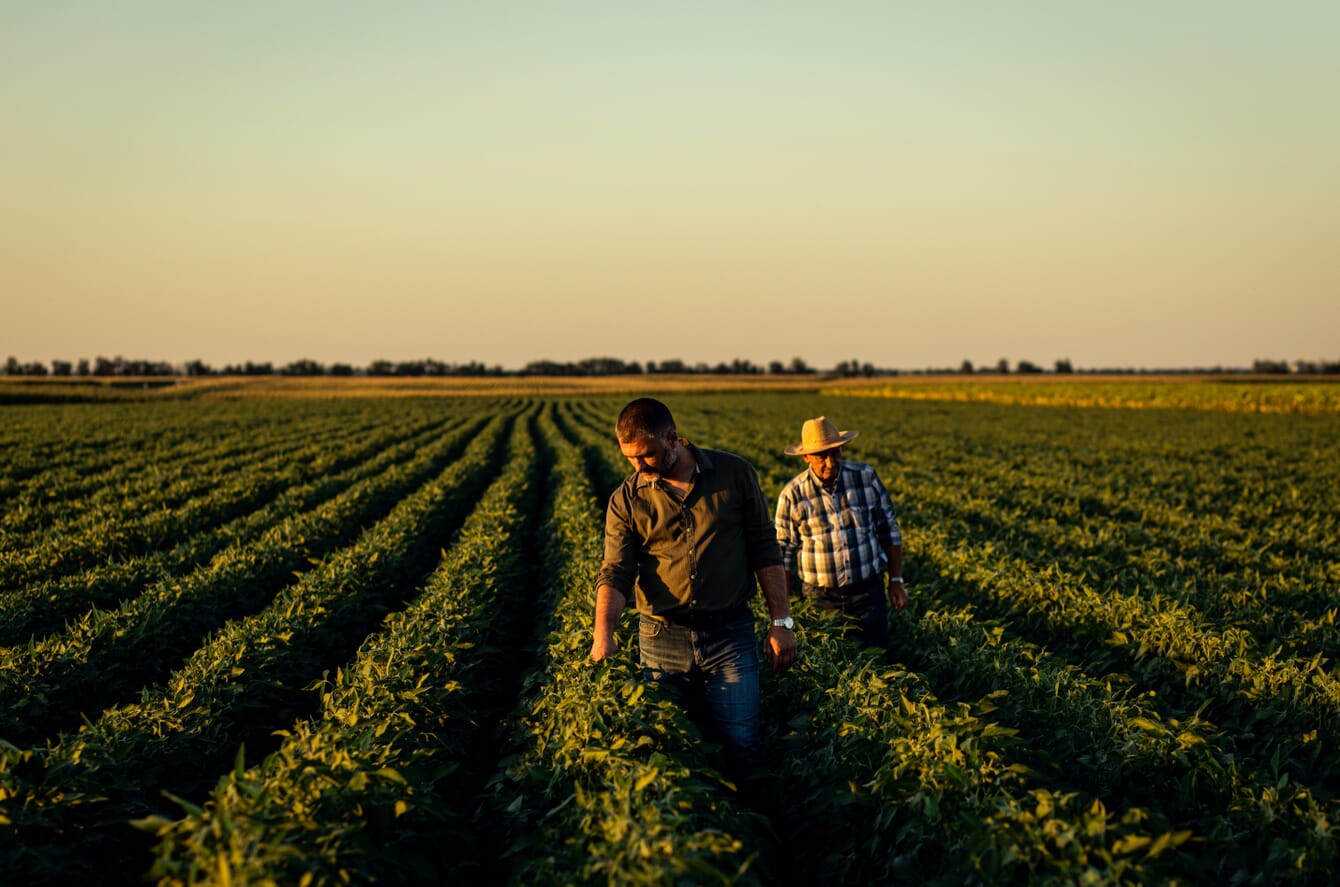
[594,584,627,633]
[886,545,903,578]
[757,564,791,619]
[590,584,628,662]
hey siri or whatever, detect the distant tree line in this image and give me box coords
[0,354,835,378]
[942,357,1340,376]
[4,354,1338,378]
[1250,358,1340,375]
[521,356,845,376]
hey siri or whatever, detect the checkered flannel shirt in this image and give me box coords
[775,459,901,589]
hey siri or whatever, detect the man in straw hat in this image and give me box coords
[775,415,906,647]
[592,397,796,779]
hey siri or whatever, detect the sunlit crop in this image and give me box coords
[1,389,1336,884]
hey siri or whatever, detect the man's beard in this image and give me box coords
[646,438,679,478]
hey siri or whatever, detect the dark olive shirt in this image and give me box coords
[597,444,783,621]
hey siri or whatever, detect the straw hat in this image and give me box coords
[784,416,859,456]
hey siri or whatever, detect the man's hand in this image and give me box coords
[590,632,617,662]
[887,577,908,612]
[766,626,797,674]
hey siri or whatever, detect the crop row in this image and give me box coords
[0,409,374,539]
[886,429,1339,659]
[674,393,1337,657]
[0,413,487,744]
[905,522,1340,873]
[765,603,1202,884]
[136,408,545,883]
[0,413,463,646]
[1,401,209,485]
[892,601,1336,882]
[566,399,1197,881]
[664,395,1337,701]
[0,410,511,881]
[0,399,379,514]
[0,406,472,591]
[910,520,1340,757]
[566,393,1340,881]
[562,399,1206,883]
[482,403,770,882]
[2,392,1335,883]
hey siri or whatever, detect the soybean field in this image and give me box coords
[1,391,1337,885]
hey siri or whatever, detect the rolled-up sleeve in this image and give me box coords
[741,462,784,571]
[869,470,902,549]
[773,485,800,569]
[596,488,639,596]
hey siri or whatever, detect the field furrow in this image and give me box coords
[0,414,460,644]
[0,413,489,743]
[0,414,369,538]
[138,409,545,883]
[483,403,771,883]
[0,408,517,881]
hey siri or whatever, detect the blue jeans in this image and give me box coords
[637,614,761,770]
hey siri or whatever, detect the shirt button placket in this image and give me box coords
[683,504,697,583]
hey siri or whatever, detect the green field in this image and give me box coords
[1,387,1337,885]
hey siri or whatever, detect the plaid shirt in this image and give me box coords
[775,460,901,589]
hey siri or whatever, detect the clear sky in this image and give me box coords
[4,2,1337,371]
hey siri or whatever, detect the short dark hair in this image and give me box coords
[616,397,675,443]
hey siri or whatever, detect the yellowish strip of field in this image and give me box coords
[2,373,1336,413]
[827,376,1340,414]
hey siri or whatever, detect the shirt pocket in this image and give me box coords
[841,502,875,538]
[803,510,834,536]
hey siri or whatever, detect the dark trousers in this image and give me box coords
[800,574,889,648]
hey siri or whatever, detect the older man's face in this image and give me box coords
[803,446,843,487]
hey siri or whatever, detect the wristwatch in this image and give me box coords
[771,616,795,631]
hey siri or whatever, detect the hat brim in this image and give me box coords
[784,429,859,456]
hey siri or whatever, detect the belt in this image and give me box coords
[658,605,751,628]
[802,574,883,596]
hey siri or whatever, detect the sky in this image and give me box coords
[3,2,1338,372]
